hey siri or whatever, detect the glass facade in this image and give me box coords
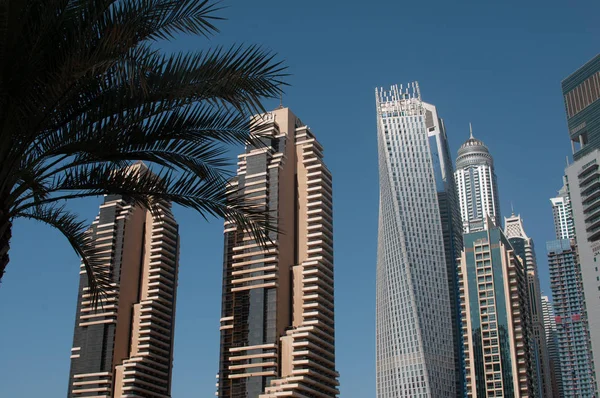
[562,54,600,159]
[375,83,455,397]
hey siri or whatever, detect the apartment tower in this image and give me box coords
[561,53,600,393]
[375,83,455,397]
[541,295,564,398]
[67,164,180,398]
[454,126,501,233]
[217,108,339,397]
[458,217,535,397]
[504,213,553,397]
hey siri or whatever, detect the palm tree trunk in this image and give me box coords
[0,212,10,284]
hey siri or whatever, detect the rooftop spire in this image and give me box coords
[511,201,515,216]
[469,122,473,139]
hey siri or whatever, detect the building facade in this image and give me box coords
[454,127,501,233]
[458,218,535,397]
[217,108,339,397]
[375,83,455,397]
[67,165,180,398]
[563,54,600,159]
[550,180,575,240]
[546,239,596,397]
[541,295,564,398]
[504,213,553,398]
[561,54,600,394]
[424,102,465,396]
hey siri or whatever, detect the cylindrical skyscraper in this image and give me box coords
[454,127,501,233]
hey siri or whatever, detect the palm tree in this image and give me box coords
[0,0,285,301]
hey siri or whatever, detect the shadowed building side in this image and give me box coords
[67,164,180,398]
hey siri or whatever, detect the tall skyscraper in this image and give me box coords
[546,239,596,397]
[67,164,180,398]
[458,217,535,397]
[217,108,339,397]
[454,126,501,233]
[563,54,600,158]
[423,102,465,396]
[504,213,553,397]
[541,295,564,398]
[375,83,455,397]
[562,54,600,393]
[550,180,575,240]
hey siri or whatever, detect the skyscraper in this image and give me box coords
[67,164,180,398]
[454,126,501,233]
[504,213,553,397]
[423,102,465,396]
[541,295,564,398]
[458,217,535,397]
[375,83,455,397]
[561,53,600,393]
[550,180,575,240]
[546,239,595,397]
[217,108,339,397]
[563,54,600,158]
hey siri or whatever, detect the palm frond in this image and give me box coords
[14,204,112,306]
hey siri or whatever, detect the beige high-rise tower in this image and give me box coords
[217,108,339,397]
[67,164,180,398]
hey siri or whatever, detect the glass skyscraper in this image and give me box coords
[375,83,455,397]
[454,127,501,233]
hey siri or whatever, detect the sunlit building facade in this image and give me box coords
[562,54,600,394]
[504,213,553,397]
[541,295,564,398]
[454,128,501,233]
[458,218,535,397]
[217,107,339,397]
[375,83,455,397]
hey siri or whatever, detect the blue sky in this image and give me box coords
[0,1,598,397]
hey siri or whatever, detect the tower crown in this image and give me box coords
[456,126,493,168]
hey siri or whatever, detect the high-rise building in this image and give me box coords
[217,108,339,397]
[541,295,564,398]
[563,54,600,159]
[561,54,600,393]
[455,126,501,233]
[67,164,180,398]
[504,213,554,397]
[424,102,465,396]
[550,180,575,240]
[546,239,596,397]
[458,217,535,397]
[375,83,455,397]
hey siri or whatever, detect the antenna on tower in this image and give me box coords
[469,122,473,139]
[511,201,515,216]
[277,85,284,109]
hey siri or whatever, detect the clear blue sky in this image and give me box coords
[0,1,598,397]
